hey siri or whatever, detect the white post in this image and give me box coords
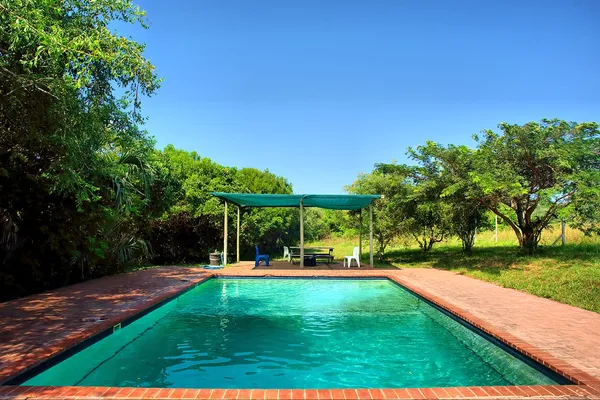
[359,209,362,262]
[223,201,228,266]
[369,204,374,267]
[300,200,304,268]
[236,206,240,263]
[561,219,566,246]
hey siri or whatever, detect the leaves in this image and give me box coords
[414,119,600,251]
[0,0,163,299]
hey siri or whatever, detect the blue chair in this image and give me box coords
[255,245,269,267]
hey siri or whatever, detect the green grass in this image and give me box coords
[307,234,600,313]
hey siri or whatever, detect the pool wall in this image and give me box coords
[1,268,599,399]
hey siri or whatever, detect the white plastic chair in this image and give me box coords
[283,246,291,262]
[343,246,360,268]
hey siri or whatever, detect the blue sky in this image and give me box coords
[122,0,599,194]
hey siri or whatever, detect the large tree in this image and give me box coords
[377,163,453,252]
[414,119,600,252]
[408,144,490,253]
[346,167,409,258]
[0,0,161,298]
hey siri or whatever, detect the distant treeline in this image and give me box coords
[0,1,304,300]
[345,119,600,257]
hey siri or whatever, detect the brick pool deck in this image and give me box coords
[0,263,599,399]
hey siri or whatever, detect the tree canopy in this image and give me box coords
[359,119,600,254]
[0,0,298,300]
[422,119,600,251]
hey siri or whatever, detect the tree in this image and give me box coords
[399,174,452,252]
[567,170,600,236]
[346,167,408,259]
[0,0,161,299]
[0,0,305,300]
[447,202,490,253]
[408,144,490,253]
[149,147,298,263]
[415,119,600,252]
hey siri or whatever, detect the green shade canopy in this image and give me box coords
[211,193,380,210]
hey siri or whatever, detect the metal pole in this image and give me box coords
[300,200,304,268]
[359,209,362,262]
[369,204,374,267]
[223,201,228,266]
[561,219,566,246]
[495,215,498,243]
[236,206,241,263]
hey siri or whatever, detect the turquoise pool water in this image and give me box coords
[23,278,561,388]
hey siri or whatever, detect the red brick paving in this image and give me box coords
[0,385,591,398]
[1,264,600,399]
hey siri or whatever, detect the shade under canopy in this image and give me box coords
[211,193,380,210]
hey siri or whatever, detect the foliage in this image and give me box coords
[362,163,452,252]
[148,146,297,263]
[407,144,491,252]
[347,165,410,258]
[568,172,600,236]
[0,0,298,300]
[0,0,163,299]
[412,120,600,252]
[400,186,452,252]
[447,203,491,253]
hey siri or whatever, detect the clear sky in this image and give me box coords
[122,0,599,194]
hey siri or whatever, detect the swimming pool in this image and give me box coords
[19,278,566,388]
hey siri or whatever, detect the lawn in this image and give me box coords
[307,228,600,313]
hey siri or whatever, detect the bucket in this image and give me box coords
[209,253,221,266]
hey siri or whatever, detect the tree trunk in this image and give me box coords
[520,226,540,253]
[460,232,474,253]
[377,234,386,260]
[418,237,429,252]
[426,239,435,251]
[378,243,386,260]
[487,203,544,253]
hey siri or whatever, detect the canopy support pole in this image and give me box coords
[359,209,362,262]
[300,200,304,268]
[369,204,374,267]
[223,200,228,267]
[236,206,240,264]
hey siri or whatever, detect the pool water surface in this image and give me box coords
[22,278,562,388]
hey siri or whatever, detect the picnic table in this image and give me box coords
[289,246,334,265]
